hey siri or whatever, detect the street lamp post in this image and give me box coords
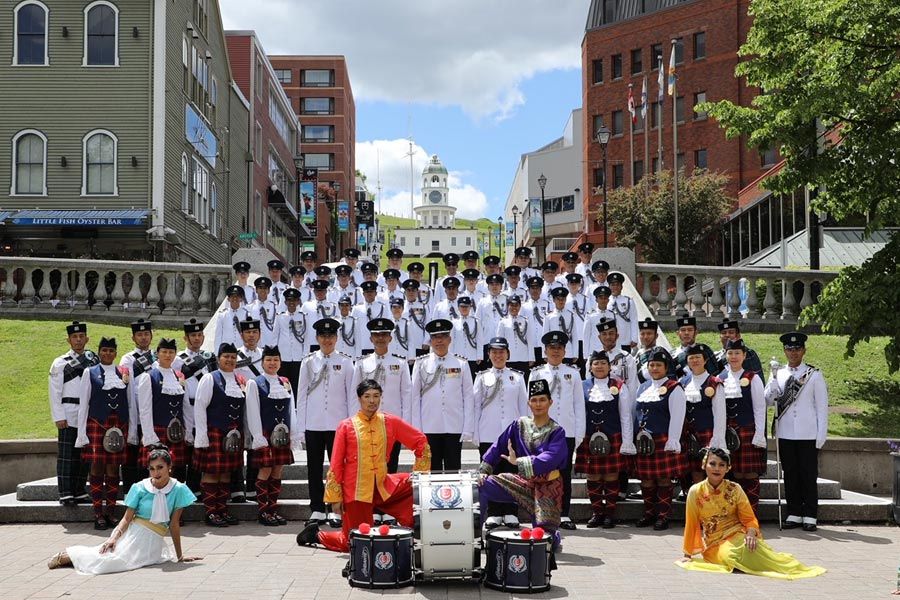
[511,205,519,247]
[497,216,503,263]
[538,174,548,262]
[292,156,305,264]
[596,126,611,248]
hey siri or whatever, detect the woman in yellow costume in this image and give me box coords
[677,446,825,579]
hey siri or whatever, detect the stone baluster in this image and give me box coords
[744,276,759,318]
[73,270,89,309]
[727,277,742,317]
[146,272,161,313]
[197,276,212,316]
[3,268,19,306]
[162,272,178,315]
[655,273,670,316]
[781,278,796,319]
[21,268,36,306]
[215,275,228,309]
[56,270,71,309]
[799,277,814,312]
[690,275,705,316]
[37,268,53,308]
[709,276,725,318]
[111,270,126,311]
[124,272,139,311]
[639,272,655,309]
[762,277,778,318]
[672,274,688,315]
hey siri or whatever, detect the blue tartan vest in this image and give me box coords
[148,369,185,428]
[87,365,129,423]
[254,375,292,433]
[718,369,756,428]
[679,373,719,432]
[207,371,245,430]
[634,378,679,436]
[582,377,623,436]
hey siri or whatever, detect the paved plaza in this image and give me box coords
[1,522,896,600]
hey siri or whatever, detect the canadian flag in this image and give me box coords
[627,84,637,124]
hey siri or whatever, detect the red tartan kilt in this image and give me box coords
[682,428,714,474]
[249,434,294,469]
[729,423,766,474]
[140,425,186,468]
[574,431,627,475]
[192,428,244,474]
[633,433,685,480]
[82,416,129,465]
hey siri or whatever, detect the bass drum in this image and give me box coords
[411,471,482,581]
[348,527,415,588]
[483,529,552,593]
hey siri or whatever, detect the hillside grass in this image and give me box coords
[2,318,898,440]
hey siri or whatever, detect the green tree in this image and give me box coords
[703,0,900,371]
[600,169,732,264]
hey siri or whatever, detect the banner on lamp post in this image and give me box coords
[530,198,543,237]
[337,201,350,232]
[299,168,318,232]
[505,221,514,247]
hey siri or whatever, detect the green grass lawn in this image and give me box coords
[2,318,898,439]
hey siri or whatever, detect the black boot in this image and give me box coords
[296,522,320,546]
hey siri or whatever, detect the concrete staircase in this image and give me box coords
[1,449,891,524]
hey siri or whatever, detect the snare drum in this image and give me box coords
[348,526,414,588]
[411,471,482,581]
[484,529,552,593]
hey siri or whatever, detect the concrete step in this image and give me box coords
[15,475,842,502]
[0,492,890,524]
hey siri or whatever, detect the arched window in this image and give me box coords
[432,175,439,183]
[209,182,218,237]
[11,129,47,195]
[84,1,118,66]
[14,1,48,66]
[82,129,117,195]
[181,154,189,212]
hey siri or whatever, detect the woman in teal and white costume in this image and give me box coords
[47,445,200,574]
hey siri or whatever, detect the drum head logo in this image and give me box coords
[430,484,462,509]
[375,551,393,570]
[494,549,504,580]
[509,554,527,573]
[360,546,370,578]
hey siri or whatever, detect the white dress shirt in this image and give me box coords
[529,362,585,447]
[473,367,528,444]
[634,377,687,452]
[684,372,727,449]
[764,362,828,448]
[411,352,475,437]
[136,367,192,445]
[245,374,301,450]
[296,350,356,432]
[722,368,768,448]
[352,351,412,422]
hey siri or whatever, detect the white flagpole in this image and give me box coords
[670,39,680,265]
[642,75,649,177]
[657,56,664,173]
[629,84,635,186]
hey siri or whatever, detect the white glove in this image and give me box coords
[751,433,766,448]
[619,441,637,456]
[460,433,474,444]
[664,439,682,453]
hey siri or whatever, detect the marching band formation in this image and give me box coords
[46,244,829,581]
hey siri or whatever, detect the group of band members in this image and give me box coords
[49,243,828,534]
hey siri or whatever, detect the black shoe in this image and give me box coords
[782,521,801,530]
[93,517,108,531]
[559,519,577,530]
[674,492,687,502]
[653,518,669,531]
[205,513,228,527]
[802,523,817,532]
[328,517,342,528]
[626,491,643,500]
[222,512,239,525]
[258,513,279,526]
[635,516,654,528]
[75,495,92,505]
[61,498,77,507]
[341,559,351,578]
[230,495,247,504]
[273,513,287,525]
[601,516,616,529]
[296,522,320,546]
[103,515,119,528]
[586,514,604,528]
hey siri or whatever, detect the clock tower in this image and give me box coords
[414,155,456,229]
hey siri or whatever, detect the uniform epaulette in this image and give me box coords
[454,354,468,361]
[508,367,523,375]
[415,354,430,362]
[300,351,316,361]
[529,365,542,372]
[391,354,406,361]
[337,351,352,360]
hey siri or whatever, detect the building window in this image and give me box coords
[650,43,663,70]
[302,69,334,87]
[399,237,406,246]
[633,160,644,183]
[302,153,334,170]
[633,109,644,133]
[695,148,708,170]
[14,1,48,66]
[542,195,576,214]
[677,152,685,171]
[182,38,190,92]
[302,125,334,143]
[630,48,642,75]
[192,157,209,227]
[466,236,472,246]
[82,129,117,195]
[651,101,661,129]
[432,240,440,251]
[11,129,47,195]
[451,236,456,246]
[432,215,439,226]
[652,157,659,173]
[210,182,217,236]
[269,91,293,148]
[414,237,420,247]
[611,54,622,79]
[193,0,209,37]
[674,37,684,65]
[593,167,604,189]
[693,91,707,120]
[302,97,334,115]
[612,110,623,136]
[612,164,624,189]
[254,122,262,163]
[592,114,605,139]
[693,31,706,60]
[675,96,685,123]
[84,1,118,66]
[591,59,603,84]
[181,154,190,213]
[761,147,777,167]
[255,58,263,98]
[274,68,291,84]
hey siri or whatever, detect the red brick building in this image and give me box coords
[581,0,772,250]
[269,55,356,261]
[225,31,301,263]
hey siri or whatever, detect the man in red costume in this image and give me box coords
[296,379,431,552]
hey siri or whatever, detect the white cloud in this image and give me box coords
[356,139,488,220]
[220,0,586,121]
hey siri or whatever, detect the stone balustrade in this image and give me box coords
[634,263,838,328]
[0,257,232,325]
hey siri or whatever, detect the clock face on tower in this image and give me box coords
[428,190,442,204]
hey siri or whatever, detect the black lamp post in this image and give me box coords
[511,205,519,247]
[292,155,305,264]
[497,216,504,263]
[538,173,547,262]
[596,125,611,248]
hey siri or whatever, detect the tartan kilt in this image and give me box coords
[249,433,294,469]
[193,428,244,474]
[633,433,685,480]
[729,422,766,474]
[124,423,143,465]
[574,430,627,476]
[682,428,714,474]
[82,415,129,465]
[140,425,186,468]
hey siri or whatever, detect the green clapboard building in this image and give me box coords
[0,0,250,264]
